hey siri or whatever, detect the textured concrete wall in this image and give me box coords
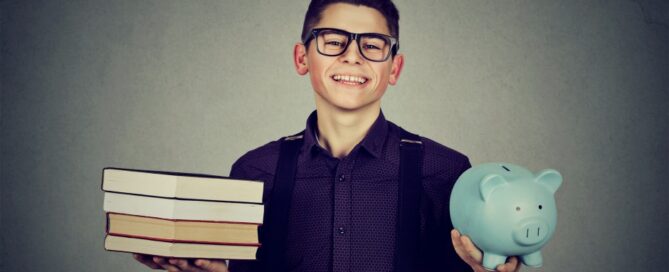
[1,1,667,271]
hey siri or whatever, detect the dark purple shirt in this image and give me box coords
[229,111,472,272]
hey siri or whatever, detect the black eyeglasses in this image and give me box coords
[303,28,399,62]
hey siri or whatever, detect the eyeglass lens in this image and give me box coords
[316,29,391,61]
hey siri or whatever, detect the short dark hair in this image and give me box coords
[300,0,400,46]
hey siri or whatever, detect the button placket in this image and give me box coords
[332,157,352,272]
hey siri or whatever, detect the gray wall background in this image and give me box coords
[1,0,667,271]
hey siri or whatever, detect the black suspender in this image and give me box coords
[261,132,304,272]
[396,128,424,272]
[262,128,423,272]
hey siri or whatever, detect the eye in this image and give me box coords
[538,205,543,210]
[515,206,521,211]
[325,41,346,47]
[363,44,381,50]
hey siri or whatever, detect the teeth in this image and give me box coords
[333,74,367,84]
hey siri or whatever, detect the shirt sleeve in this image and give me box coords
[227,157,269,272]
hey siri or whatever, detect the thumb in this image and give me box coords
[194,259,228,272]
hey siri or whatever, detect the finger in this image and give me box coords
[194,259,229,272]
[153,257,181,272]
[450,229,475,264]
[153,256,166,265]
[170,258,205,272]
[460,234,483,262]
[496,256,519,272]
[509,256,520,272]
[133,254,162,269]
[166,266,182,272]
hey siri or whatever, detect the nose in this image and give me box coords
[512,219,550,246]
[339,40,364,64]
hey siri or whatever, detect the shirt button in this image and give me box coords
[337,227,345,234]
[338,175,345,182]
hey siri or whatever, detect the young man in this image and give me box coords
[134,1,521,271]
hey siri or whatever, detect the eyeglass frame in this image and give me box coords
[302,27,400,62]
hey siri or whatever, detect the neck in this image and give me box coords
[314,99,381,159]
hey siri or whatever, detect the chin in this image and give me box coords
[332,98,380,112]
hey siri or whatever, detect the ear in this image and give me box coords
[479,174,508,202]
[388,53,404,85]
[535,169,562,194]
[294,42,309,75]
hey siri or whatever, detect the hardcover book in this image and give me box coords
[106,213,260,245]
[104,235,258,260]
[102,167,263,203]
[103,192,264,224]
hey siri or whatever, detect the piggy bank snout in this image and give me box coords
[512,219,550,246]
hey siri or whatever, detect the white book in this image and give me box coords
[105,235,257,260]
[102,168,263,204]
[103,192,264,224]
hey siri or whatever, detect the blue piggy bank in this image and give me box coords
[449,163,562,270]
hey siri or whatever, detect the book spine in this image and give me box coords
[107,212,262,225]
[103,192,264,223]
[105,233,261,247]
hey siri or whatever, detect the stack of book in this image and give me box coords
[102,167,264,260]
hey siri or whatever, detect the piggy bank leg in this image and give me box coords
[520,251,543,267]
[482,253,507,271]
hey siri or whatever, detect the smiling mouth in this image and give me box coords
[331,74,369,85]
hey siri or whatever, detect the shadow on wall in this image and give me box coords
[633,0,669,26]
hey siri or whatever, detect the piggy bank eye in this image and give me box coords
[515,206,521,211]
[538,205,543,210]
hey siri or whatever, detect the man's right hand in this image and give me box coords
[133,253,229,272]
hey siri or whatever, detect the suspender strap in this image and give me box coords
[262,132,304,272]
[395,127,424,272]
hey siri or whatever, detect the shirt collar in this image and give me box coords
[302,110,388,158]
[302,111,321,155]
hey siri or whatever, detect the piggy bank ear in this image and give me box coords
[535,169,562,194]
[479,174,508,202]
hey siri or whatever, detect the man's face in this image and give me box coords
[295,3,403,112]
